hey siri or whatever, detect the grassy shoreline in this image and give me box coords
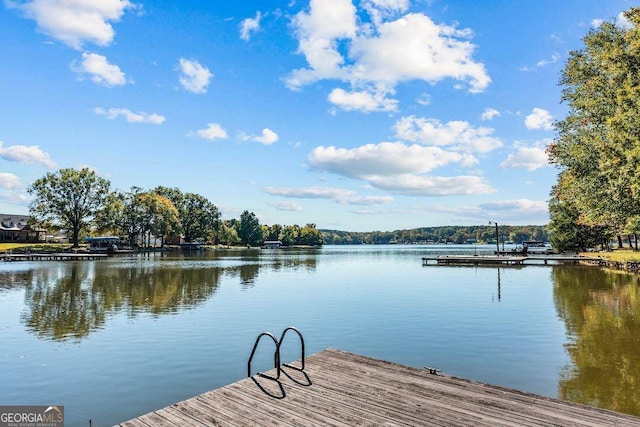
[0,243,317,253]
[0,243,73,252]
[580,249,640,263]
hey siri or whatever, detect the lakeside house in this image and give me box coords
[0,214,46,243]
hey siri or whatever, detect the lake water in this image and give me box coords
[1,245,640,426]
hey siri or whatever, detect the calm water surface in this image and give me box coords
[1,245,640,426]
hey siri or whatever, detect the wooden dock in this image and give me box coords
[0,252,108,262]
[422,254,601,266]
[117,348,640,426]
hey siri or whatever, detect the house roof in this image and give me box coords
[0,214,35,231]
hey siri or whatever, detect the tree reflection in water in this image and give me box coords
[21,262,223,341]
[19,252,318,341]
[553,266,640,416]
[0,269,36,290]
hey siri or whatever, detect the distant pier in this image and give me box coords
[422,254,601,266]
[0,253,108,262]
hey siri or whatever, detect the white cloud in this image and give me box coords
[307,140,495,196]
[617,12,633,30]
[178,58,213,94]
[362,0,410,26]
[10,0,133,49]
[265,186,353,199]
[252,128,279,145]
[0,173,21,189]
[520,53,561,72]
[240,11,262,41]
[196,123,228,140]
[328,88,398,112]
[427,199,548,223]
[72,52,127,87]
[94,107,165,124]
[0,190,30,206]
[264,186,393,205]
[0,141,57,168]
[416,93,431,106]
[394,116,503,153]
[535,53,560,67]
[500,140,551,171]
[480,108,500,121]
[478,199,549,220]
[367,174,495,196]
[339,195,394,205]
[309,142,463,178]
[286,4,490,111]
[592,13,631,30]
[350,14,489,92]
[290,0,357,74]
[268,200,304,211]
[525,108,554,130]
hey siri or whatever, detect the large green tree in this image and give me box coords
[548,8,640,245]
[549,177,612,252]
[298,223,324,246]
[109,187,146,247]
[138,193,180,247]
[237,210,263,246]
[217,221,240,246]
[181,193,220,242]
[28,168,111,247]
[152,187,220,243]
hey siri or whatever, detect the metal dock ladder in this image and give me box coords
[247,326,306,380]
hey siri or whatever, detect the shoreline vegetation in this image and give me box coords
[5,242,640,274]
[547,8,640,255]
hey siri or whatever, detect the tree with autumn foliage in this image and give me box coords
[547,7,640,250]
[138,193,180,247]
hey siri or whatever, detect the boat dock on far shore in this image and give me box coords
[422,254,602,266]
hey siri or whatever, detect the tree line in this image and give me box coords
[547,7,640,252]
[321,225,549,245]
[27,168,323,248]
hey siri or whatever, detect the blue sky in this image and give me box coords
[0,0,633,231]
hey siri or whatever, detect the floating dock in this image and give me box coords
[0,253,108,262]
[422,254,601,266]
[117,348,640,426]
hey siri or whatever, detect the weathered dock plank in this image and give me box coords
[154,407,210,427]
[119,419,152,427]
[172,398,243,426]
[116,349,640,427]
[314,350,608,427]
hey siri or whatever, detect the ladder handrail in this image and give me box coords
[247,332,280,380]
[247,327,305,379]
[279,326,305,371]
